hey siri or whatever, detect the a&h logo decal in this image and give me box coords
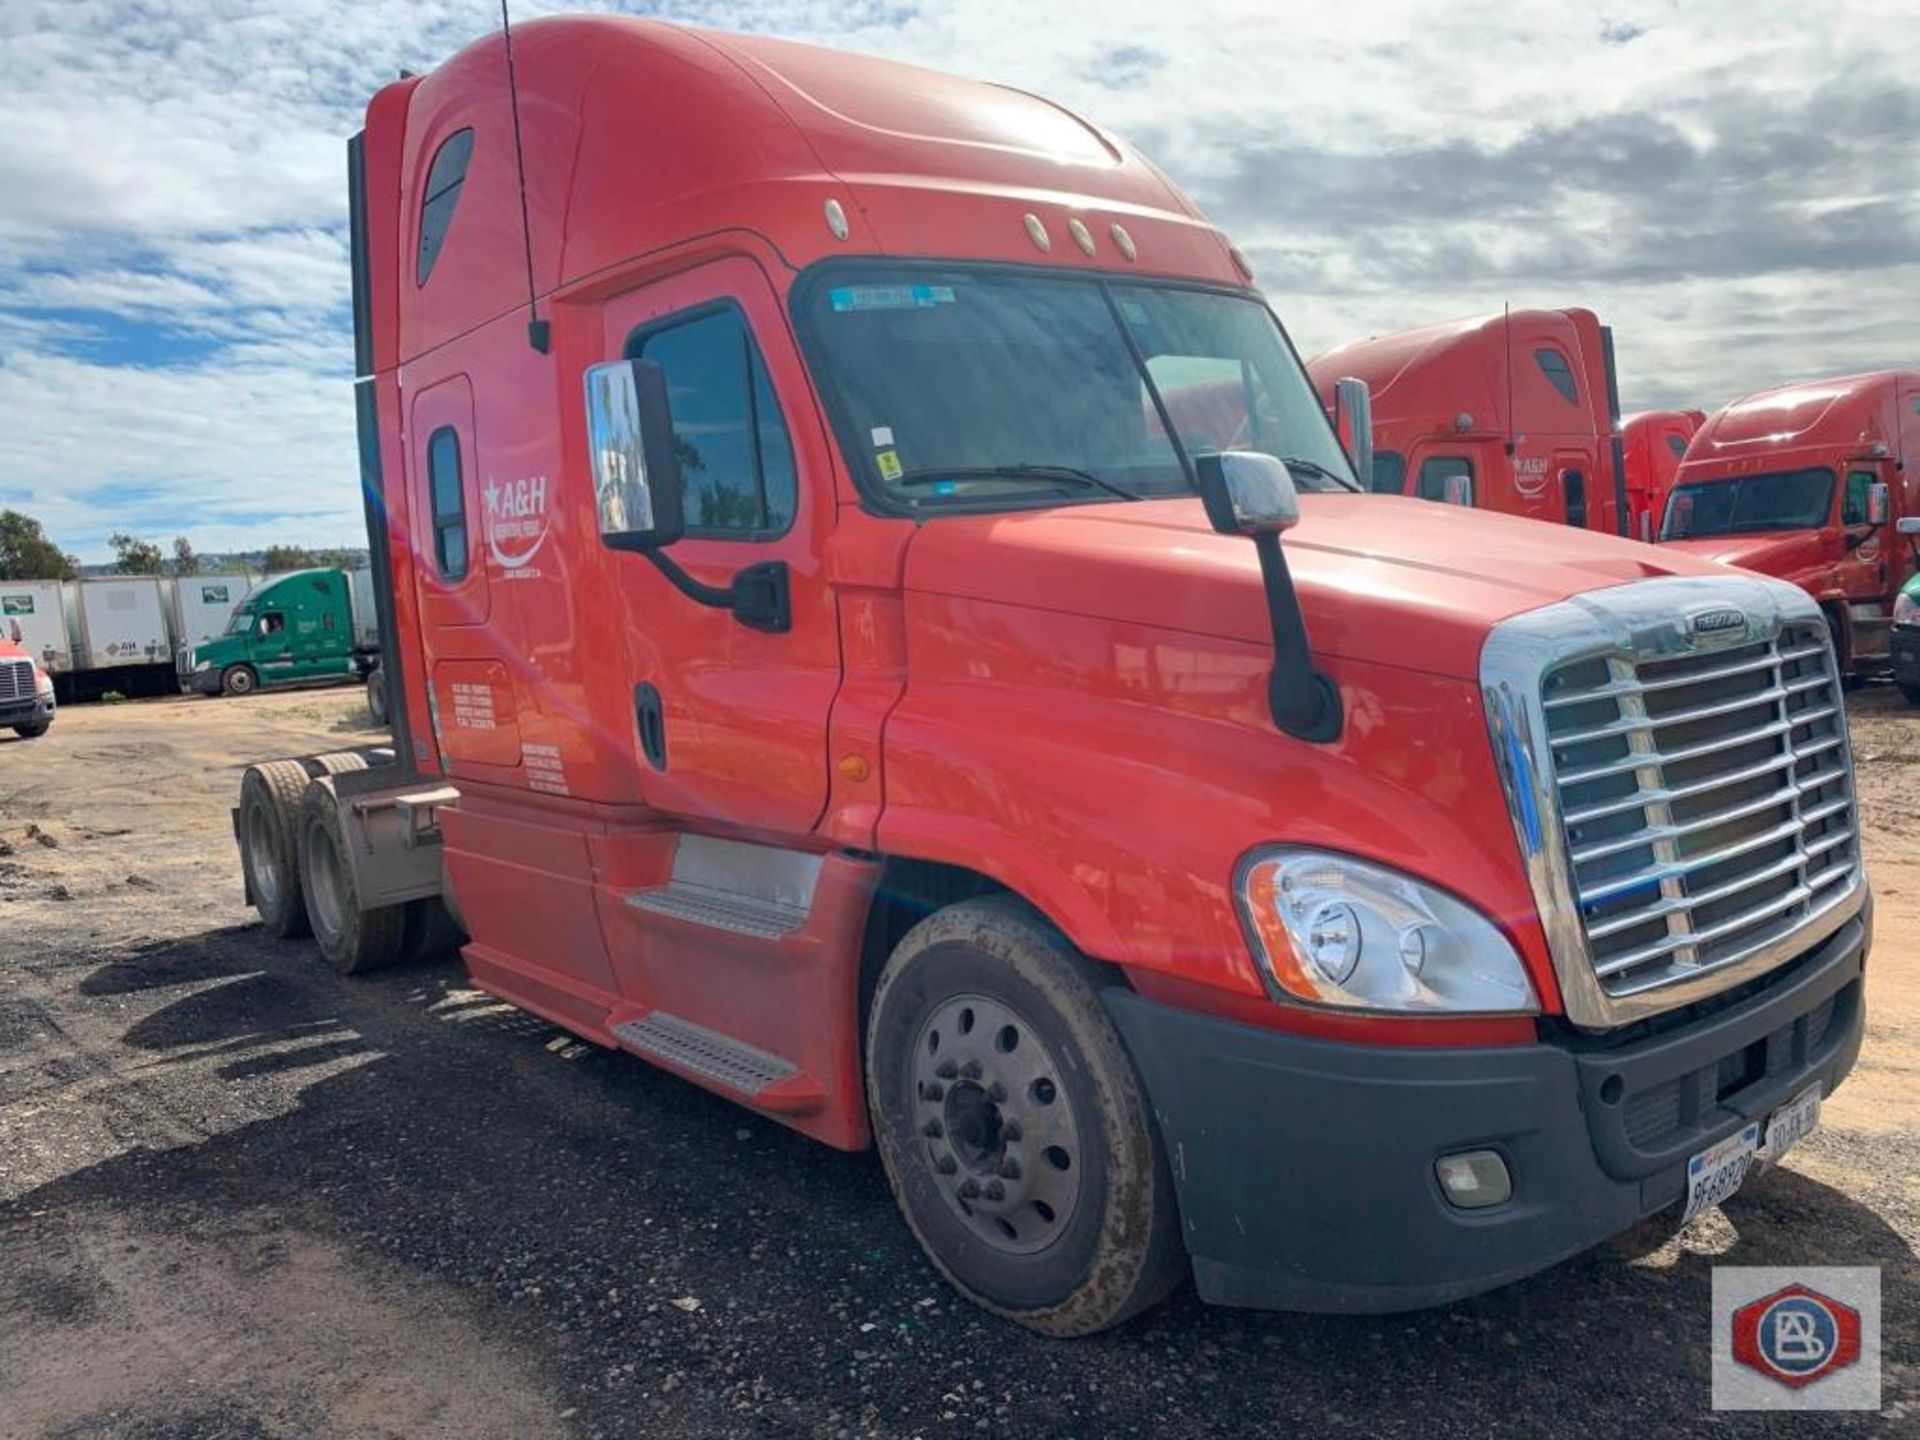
[484,474,551,576]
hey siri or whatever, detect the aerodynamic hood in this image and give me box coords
[902,494,1735,680]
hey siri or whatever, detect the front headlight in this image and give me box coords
[1235,847,1538,1014]
[1894,588,1920,629]
[194,658,212,673]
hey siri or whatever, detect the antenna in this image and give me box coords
[1503,302,1515,457]
[500,0,548,352]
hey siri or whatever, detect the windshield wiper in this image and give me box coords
[893,464,1141,501]
[1274,455,1357,491]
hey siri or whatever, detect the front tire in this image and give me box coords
[221,664,258,697]
[866,896,1183,1336]
[12,720,49,739]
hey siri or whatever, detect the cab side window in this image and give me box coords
[1666,433,1689,459]
[1843,470,1874,526]
[428,426,469,580]
[1534,349,1579,405]
[417,129,474,286]
[1417,455,1474,505]
[1370,449,1407,494]
[261,613,285,636]
[630,307,797,537]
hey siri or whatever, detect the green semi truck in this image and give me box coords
[180,569,379,697]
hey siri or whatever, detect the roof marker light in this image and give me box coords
[824,198,849,241]
[1110,223,1137,261]
[1023,213,1051,252]
[1067,217,1095,256]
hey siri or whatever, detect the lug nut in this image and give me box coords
[988,1081,1008,1102]
[958,1178,981,1199]
[922,1081,944,1102]
[985,1180,1006,1201]
[923,1119,944,1139]
[935,1154,958,1175]
[998,1157,1020,1180]
[935,1059,958,1081]
[1001,1121,1022,1143]
[961,1060,983,1080]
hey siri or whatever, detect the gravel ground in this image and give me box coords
[1,684,1915,1438]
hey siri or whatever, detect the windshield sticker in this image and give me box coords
[875,449,904,481]
[829,285,957,313]
[870,426,894,448]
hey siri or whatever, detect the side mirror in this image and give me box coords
[1868,481,1890,526]
[1331,376,1373,486]
[585,358,685,551]
[1193,451,1338,743]
[1195,451,1302,536]
[1443,473,1474,507]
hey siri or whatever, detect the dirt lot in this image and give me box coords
[1,684,1915,1438]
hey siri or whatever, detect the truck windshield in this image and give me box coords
[797,265,1357,510]
[224,608,253,635]
[1660,468,1835,539]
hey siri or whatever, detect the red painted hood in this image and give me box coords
[903,494,1732,679]
[1657,530,1833,585]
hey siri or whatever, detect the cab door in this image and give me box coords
[1837,463,1890,603]
[253,610,294,682]
[598,257,840,837]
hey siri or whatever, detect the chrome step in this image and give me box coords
[612,1012,798,1096]
[626,882,807,939]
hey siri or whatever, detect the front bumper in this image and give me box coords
[1103,913,1866,1313]
[1893,625,1919,689]
[0,693,55,728]
[183,666,221,695]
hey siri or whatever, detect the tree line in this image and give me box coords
[0,510,354,582]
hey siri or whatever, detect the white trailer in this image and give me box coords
[167,574,255,653]
[65,577,172,671]
[0,580,74,674]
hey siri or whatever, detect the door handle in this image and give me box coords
[633,682,667,771]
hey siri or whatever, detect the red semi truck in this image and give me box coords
[1620,408,1705,541]
[1661,371,1920,675]
[1306,307,1631,535]
[233,16,1869,1334]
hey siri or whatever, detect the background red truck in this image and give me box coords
[1660,370,1920,674]
[1620,408,1705,541]
[1306,307,1630,534]
[230,15,1868,1334]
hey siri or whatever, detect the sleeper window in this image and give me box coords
[631,307,797,536]
[1534,349,1579,405]
[428,427,468,580]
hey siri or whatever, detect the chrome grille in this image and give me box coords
[0,658,32,703]
[1540,621,1857,1000]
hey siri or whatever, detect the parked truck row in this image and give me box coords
[230,14,1870,1337]
[0,568,378,702]
[1305,306,1916,680]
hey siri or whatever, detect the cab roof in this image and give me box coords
[1690,370,1920,454]
[371,16,1241,365]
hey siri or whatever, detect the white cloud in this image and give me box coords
[0,0,1915,559]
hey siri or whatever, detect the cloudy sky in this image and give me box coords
[1,0,1915,561]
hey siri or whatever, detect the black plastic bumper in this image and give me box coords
[1893,626,1919,691]
[0,694,54,727]
[1103,913,1867,1313]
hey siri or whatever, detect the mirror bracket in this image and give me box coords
[644,551,792,634]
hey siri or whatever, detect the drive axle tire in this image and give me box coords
[366,665,388,726]
[238,760,314,939]
[220,664,258,696]
[296,781,407,975]
[305,751,369,777]
[866,895,1184,1336]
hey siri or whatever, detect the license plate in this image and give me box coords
[1758,1082,1822,1165]
[1682,1122,1761,1225]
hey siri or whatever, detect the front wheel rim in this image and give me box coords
[909,992,1084,1256]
